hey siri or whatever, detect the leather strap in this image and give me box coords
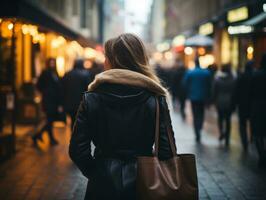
[154,97,176,157]
[154,97,160,156]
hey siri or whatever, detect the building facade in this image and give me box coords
[164,0,266,70]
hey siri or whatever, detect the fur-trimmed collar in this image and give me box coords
[88,69,167,96]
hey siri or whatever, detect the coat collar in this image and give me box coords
[88,69,167,96]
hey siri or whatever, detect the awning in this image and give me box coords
[0,0,96,47]
[242,12,266,26]
[185,34,213,47]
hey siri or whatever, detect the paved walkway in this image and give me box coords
[0,109,266,200]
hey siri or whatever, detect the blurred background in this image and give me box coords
[0,0,266,199]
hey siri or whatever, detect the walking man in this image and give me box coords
[183,58,211,142]
[62,59,92,130]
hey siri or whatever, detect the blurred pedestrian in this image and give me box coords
[69,33,176,200]
[32,58,62,146]
[183,58,211,142]
[250,54,266,167]
[171,59,187,119]
[213,64,236,147]
[62,59,92,129]
[235,61,254,151]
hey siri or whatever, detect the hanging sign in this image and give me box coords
[227,6,248,23]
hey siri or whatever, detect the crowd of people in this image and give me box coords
[33,51,266,167]
[156,54,266,167]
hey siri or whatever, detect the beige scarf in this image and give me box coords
[88,69,168,96]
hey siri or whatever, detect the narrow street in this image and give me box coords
[0,108,266,200]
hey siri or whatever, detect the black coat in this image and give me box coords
[37,68,62,118]
[213,72,236,111]
[62,68,92,113]
[250,68,266,136]
[69,83,175,200]
[235,71,253,117]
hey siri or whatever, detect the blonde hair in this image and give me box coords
[104,33,162,86]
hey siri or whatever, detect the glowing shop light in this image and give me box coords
[22,24,29,34]
[247,46,254,54]
[227,6,248,23]
[199,23,214,35]
[228,25,253,35]
[156,42,170,52]
[263,4,266,12]
[84,48,97,59]
[199,54,215,68]
[153,52,163,61]
[247,46,254,60]
[172,35,185,47]
[184,47,193,55]
[56,56,65,77]
[164,51,173,60]
[8,23,14,30]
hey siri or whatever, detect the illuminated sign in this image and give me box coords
[228,25,253,34]
[199,23,214,35]
[227,6,248,23]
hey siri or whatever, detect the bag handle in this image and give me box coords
[154,97,176,157]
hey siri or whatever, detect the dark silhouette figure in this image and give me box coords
[213,64,236,147]
[235,61,254,151]
[32,58,62,145]
[250,54,266,167]
[183,58,211,142]
[62,59,92,129]
[171,59,187,119]
[69,34,175,200]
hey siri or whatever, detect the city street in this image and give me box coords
[0,109,265,200]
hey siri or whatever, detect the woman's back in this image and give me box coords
[69,33,175,200]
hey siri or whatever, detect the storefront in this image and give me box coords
[222,2,266,70]
[0,0,96,160]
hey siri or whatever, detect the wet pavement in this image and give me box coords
[0,107,266,200]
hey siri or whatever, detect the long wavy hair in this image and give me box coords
[104,33,162,86]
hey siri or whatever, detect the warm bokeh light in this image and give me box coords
[56,56,65,77]
[156,42,170,52]
[184,47,193,55]
[164,51,173,60]
[152,52,163,62]
[199,54,215,68]
[172,35,185,47]
[7,23,14,30]
[198,47,206,56]
[247,46,254,60]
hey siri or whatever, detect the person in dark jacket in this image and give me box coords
[213,64,236,147]
[250,54,266,167]
[62,59,92,129]
[171,59,187,119]
[32,58,62,145]
[235,61,254,151]
[183,58,211,142]
[69,33,176,200]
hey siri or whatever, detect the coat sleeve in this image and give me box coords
[158,96,176,160]
[69,93,96,178]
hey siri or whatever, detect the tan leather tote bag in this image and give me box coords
[137,97,198,200]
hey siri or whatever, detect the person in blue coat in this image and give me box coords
[183,58,211,142]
